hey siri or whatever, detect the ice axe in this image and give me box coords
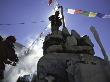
[90,26,108,62]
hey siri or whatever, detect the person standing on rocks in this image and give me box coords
[49,11,62,33]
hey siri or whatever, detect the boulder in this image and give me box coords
[66,36,77,45]
[71,30,81,40]
[16,75,32,82]
[62,27,70,38]
[73,63,110,82]
[36,53,110,82]
[78,35,94,47]
[65,36,77,50]
[43,31,64,55]
[46,45,63,53]
[35,28,110,82]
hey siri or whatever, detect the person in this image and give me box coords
[0,36,18,80]
[3,36,18,65]
[49,11,62,33]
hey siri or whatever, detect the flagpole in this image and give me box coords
[90,26,109,62]
[59,6,66,28]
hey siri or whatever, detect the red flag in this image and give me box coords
[74,10,83,14]
[48,0,53,6]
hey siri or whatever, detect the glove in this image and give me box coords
[12,62,17,66]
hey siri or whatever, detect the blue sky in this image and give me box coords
[0,0,110,59]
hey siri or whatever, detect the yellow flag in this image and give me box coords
[89,12,97,17]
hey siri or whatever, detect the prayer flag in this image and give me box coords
[96,13,105,18]
[74,10,83,14]
[67,9,75,14]
[81,11,89,16]
[67,8,110,19]
[89,12,97,17]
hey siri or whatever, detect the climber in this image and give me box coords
[0,36,19,80]
[49,11,62,33]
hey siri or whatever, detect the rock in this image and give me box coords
[45,75,55,82]
[66,60,76,75]
[35,27,110,82]
[31,74,38,82]
[37,53,110,82]
[16,75,32,82]
[46,45,63,53]
[74,63,110,82]
[62,27,70,38]
[44,31,63,43]
[71,30,81,39]
[43,31,64,55]
[78,35,94,47]
[66,36,77,45]
[51,31,63,39]
[65,36,77,50]
[37,53,73,82]
[89,48,95,55]
[65,46,92,52]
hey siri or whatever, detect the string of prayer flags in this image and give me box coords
[67,9,110,18]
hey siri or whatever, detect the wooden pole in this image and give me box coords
[59,6,65,28]
[90,26,108,61]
